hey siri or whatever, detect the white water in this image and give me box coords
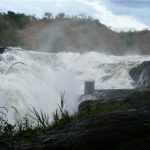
[1,47,150,122]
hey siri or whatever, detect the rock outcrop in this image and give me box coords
[22,104,150,150]
[80,89,136,101]
[129,61,150,89]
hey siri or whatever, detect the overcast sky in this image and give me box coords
[0,0,150,31]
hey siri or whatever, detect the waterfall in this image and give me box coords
[1,47,150,122]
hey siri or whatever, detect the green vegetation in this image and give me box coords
[0,11,35,47]
[119,29,150,54]
[0,93,75,149]
[0,11,101,48]
[79,90,150,116]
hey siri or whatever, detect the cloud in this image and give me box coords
[102,0,150,25]
[81,0,149,31]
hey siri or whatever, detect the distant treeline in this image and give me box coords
[0,11,34,46]
[0,11,150,54]
[0,11,100,48]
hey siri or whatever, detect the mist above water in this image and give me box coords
[1,47,150,122]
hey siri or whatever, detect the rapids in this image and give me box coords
[1,47,150,122]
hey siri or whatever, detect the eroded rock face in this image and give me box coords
[129,61,150,89]
[22,105,150,150]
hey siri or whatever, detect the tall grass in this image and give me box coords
[51,92,73,128]
[27,107,50,128]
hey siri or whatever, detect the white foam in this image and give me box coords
[0,48,150,122]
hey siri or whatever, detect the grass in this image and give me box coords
[79,100,130,114]
[27,107,50,128]
[0,93,75,148]
[79,90,150,115]
[1,90,150,149]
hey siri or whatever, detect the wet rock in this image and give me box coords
[129,61,150,89]
[80,89,136,101]
[0,47,6,54]
[22,104,150,150]
[136,66,150,89]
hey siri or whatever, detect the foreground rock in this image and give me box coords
[22,104,150,150]
[129,61,150,89]
[0,141,10,150]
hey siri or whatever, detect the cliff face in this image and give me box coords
[20,19,150,55]
[19,19,126,54]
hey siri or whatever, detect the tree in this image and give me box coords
[56,12,65,19]
[94,19,100,24]
[44,12,53,19]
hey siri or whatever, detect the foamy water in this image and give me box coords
[0,47,150,122]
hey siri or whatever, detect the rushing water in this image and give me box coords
[1,47,150,122]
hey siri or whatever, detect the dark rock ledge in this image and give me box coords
[22,105,150,150]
